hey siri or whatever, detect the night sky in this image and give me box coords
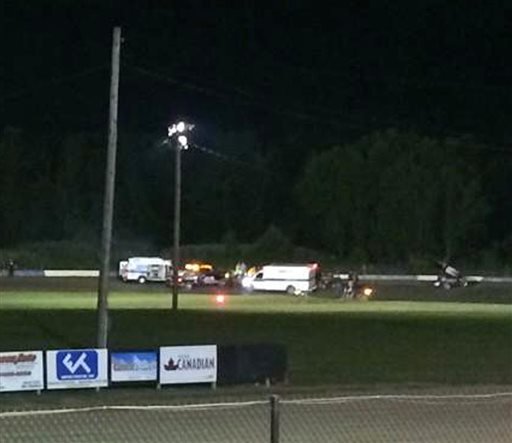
[2,1,511,143]
[1,1,511,260]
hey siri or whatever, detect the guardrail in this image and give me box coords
[43,270,100,277]
[2,270,511,283]
[334,273,512,283]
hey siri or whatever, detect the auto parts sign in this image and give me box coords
[0,351,44,392]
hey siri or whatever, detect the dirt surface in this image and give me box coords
[1,276,511,304]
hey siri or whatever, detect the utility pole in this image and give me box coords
[97,26,121,348]
[167,121,192,311]
[172,137,181,310]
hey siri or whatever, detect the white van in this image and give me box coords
[241,263,319,294]
[119,257,171,284]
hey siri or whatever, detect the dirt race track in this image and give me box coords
[1,276,511,302]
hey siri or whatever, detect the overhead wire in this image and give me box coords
[125,64,349,128]
[0,65,109,103]
[159,136,276,177]
[129,63,512,156]
[190,142,276,176]
[1,59,509,156]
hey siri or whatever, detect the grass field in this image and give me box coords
[1,288,511,387]
[1,284,511,442]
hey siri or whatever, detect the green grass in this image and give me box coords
[2,291,511,313]
[1,291,511,386]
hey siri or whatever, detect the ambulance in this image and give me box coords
[119,257,171,284]
[241,263,319,294]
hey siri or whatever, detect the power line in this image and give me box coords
[191,142,274,175]
[125,64,354,128]
[126,63,512,148]
[0,65,108,104]
[161,135,278,176]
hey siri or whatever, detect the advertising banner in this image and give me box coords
[0,350,44,392]
[46,349,108,390]
[159,345,217,385]
[111,351,157,382]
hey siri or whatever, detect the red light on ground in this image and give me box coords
[215,295,226,305]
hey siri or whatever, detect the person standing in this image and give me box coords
[7,259,16,277]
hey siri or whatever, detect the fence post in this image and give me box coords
[270,394,280,443]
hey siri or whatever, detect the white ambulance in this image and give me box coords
[241,263,319,295]
[119,257,171,284]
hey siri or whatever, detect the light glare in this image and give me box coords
[215,295,226,304]
[363,287,373,297]
[178,135,188,147]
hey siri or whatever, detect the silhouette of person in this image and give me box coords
[7,259,15,277]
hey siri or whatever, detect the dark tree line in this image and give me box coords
[295,131,505,264]
[1,127,510,267]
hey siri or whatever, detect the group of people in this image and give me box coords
[328,271,362,299]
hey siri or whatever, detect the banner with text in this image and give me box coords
[0,350,44,392]
[111,351,157,382]
[159,345,217,385]
[46,349,108,390]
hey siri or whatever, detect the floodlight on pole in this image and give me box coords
[167,120,194,311]
[178,135,188,148]
[176,121,186,133]
[168,122,194,137]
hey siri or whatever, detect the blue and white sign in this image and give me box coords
[46,349,108,390]
[111,351,157,382]
[57,350,98,380]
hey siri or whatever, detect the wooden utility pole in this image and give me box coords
[97,26,121,348]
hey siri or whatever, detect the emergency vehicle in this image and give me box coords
[119,257,171,284]
[241,263,319,294]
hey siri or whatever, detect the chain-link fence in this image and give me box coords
[279,391,512,443]
[1,390,511,442]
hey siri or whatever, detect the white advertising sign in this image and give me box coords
[159,345,217,385]
[46,348,108,390]
[0,350,44,392]
[111,351,157,382]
